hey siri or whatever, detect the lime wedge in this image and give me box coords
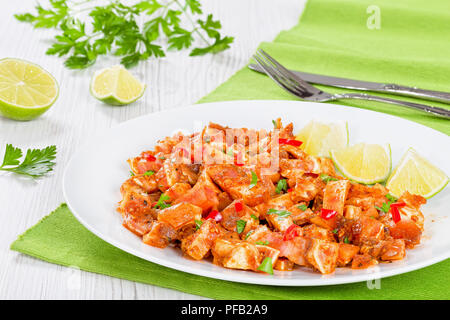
[90,65,145,105]
[330,143,391,184]
[295,120,348,157]
[0,58,59,120]
[386,148,448,199]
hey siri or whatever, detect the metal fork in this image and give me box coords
[253,49,450,119]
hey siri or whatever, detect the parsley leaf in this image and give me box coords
[16,0,233,69]
[275,179,287,194]
[0,144,56,178]
[244,230,254,240]
[195,219,203,230]
[249,171,258,189]
[297,204,308,211]
[154,193,171,209]
[144,170,155,176]
[320,174,338,183]
[267,209,292,218]
[236,219,246,234]
[255,241,269,246]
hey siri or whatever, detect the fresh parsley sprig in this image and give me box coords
[0,144,57,178]
[15,0,234,69]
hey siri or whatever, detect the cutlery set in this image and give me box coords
[250,49,450,119]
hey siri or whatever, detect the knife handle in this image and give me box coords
[382,84,450,104]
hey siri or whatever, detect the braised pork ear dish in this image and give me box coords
[117,119,425,275]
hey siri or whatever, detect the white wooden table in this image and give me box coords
[0,0,306,299]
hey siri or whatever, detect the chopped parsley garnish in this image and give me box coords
[250,214,259,221]
[144,170,155,176]
[257,257,273,275]
[275,179,288,194]
[248,171,258,189]
[297,204,308,211]
[153,193,171,209]
[332,228,338,234]
[385,193,398,202]
[244,230,254,240]
[320,174,338,183]
[236,219,246,234]
[343,236,350,244]
[267,209,292,218]
[272,119,277,128]
[195,220,203,230]
[130,171,135,177]
[375,203,390,213]
[255,241,269,246]
[159,156,166,160]
[375,194,398,213]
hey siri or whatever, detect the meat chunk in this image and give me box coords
[323,180,350,216]
[157,203,202,230]
[273,258,295,271]
[143,221,177,248]
[389,220,422,248]
[398,191,426,230]
[181,220,221,260]
[352,216,385,244]
[289,205,315,226]
[344,205,362,220]
[351,254,378,269]
[173,172,220,214]
[120,174,159,195]
[220,200,258,233]
[303,224,335,241]
[164,183,192,203]
[380,239,406,261]
[306,239,339,274]
[212,239,261,271]
[289,176,324,202]
[337,243,359,266]
[207,164,274,206]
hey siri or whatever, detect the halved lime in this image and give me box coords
[0,58,59,121]
[330,143,391,184]
[90,65,145,105]
[386,148,448,199]
[295,120,348,157]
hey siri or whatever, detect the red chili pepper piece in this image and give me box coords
[235,202,243,212]
[390,202,406,208]
[287,188,293,193]
[284,224,301,241]
[390,206,401,223]
[279,138,303,147]
[321,208,337,220]
[234,153,244,166]
[206,210,222,222]
[144,153,156,161]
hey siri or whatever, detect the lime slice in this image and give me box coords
[386,148,448,199]
[90,65,145,105]
[330,143,391,184]
[0,58,59,121]
[295,120,348,157]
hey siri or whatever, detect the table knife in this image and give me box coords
[248,63,450,105]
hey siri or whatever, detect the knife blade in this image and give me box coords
[248,63,450,105]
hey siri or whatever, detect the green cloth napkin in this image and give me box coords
[11,204,450,299]
[11,0,450,299]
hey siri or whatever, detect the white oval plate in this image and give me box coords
[63,100,450,286]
